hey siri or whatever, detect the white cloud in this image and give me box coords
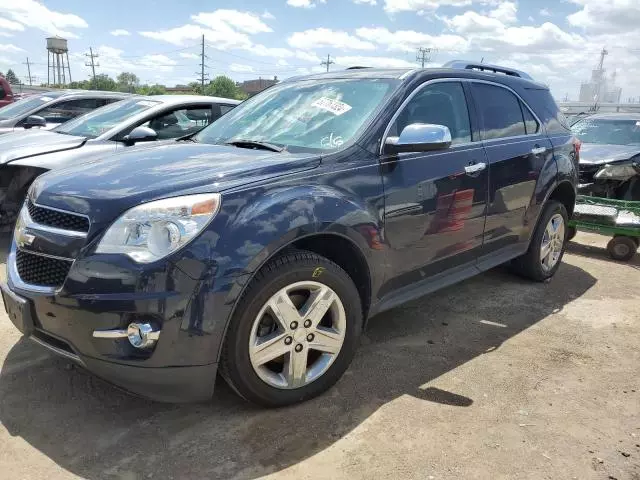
[0,44,24,53]
[287,0,327,7]
[179,52,200,60]
[0,32,13,38]
[356,27,468,52]
[70,45,178,79]
[295,50,322,63]
[262,10,275,19]
[489,1,517,23]
[252,44,294,58]
[288,28,375,50]
[277,59,290,66]
[567,0,640,34]
[230,63,254,73]
[110,29,130,36]
[539,8,551,16]
[334,55,417,68]
[442,11,506,34]
[383,0,473,13]
[353,0,378,4]
[192,9,272,34]
[0,17,24,31]
[0,0,88,38]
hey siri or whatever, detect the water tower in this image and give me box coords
[47,36,72,86]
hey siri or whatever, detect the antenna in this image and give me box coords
[321,54,334,72]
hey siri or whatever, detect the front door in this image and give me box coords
[379,81,488,296]
[468,82,552,260]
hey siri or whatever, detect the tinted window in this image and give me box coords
[522,88,570,134]
[472,83,526,140]
[0,85,5,99]
[220,105,235,115]
[0,92,64,120]
[521,102,539,134]
[390,82,472,144]
[37,98,104,124]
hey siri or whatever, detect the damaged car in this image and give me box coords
[572,113,640,201]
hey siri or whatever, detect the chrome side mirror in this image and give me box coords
[384,123,452,154]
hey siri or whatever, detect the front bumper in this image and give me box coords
[2,248,246,402]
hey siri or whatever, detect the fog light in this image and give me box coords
[127,322,159,349]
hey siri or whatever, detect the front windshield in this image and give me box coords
[0,93,63,120]
[572,119,640,145]
[55,98,161,139]
[194,78,399,152]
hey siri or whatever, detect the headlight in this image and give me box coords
[95,193,221,263]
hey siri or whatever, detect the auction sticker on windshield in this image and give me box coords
[312,97,352,116]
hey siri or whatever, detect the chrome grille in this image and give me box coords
[27,201,89,233]
[15,250,73,288]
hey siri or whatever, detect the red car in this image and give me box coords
[0,77,14,108]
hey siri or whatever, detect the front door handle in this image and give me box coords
[464,162,487,174]
[531,146,546,155]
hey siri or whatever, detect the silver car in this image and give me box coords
[0,94,240,228]
[0,90,128,134]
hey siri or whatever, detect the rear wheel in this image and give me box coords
[512,200,568,281]
[606,236,637,262]
[220,250,362,407]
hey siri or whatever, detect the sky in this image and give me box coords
[0,0,639,101]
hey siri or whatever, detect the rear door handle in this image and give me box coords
[464,162,486,174]
[531,146,546,155]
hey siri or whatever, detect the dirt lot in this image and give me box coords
[0,232,638,480]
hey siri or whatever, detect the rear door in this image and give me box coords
[380,80,488,294]
[469,81,552,262]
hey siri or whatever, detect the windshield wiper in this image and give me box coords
[224,139,284,152]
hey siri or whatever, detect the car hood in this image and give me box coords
[579,143,640,166]
[0,130,86,164]
[32,143,321,223]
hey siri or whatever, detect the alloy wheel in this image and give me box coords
[540,213,565,272]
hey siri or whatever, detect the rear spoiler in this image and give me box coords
[442,60,533,80]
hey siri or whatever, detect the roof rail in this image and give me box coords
[346,66,370,70]
[442,60,533,80]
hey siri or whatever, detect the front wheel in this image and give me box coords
[512,200,569,281]
[220,250,362,407]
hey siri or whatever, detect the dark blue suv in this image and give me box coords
[1,62,578,406]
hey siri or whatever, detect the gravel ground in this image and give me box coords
[0,231,638,480]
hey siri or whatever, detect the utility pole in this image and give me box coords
[321,54,334,72]
[85,47,99,88]
[196,35,209,91]
[416,47,433,68]
[23,57,33,86]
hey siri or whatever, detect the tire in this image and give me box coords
[219,250,362,407]
[566,226,577,242]
[606,236,637,262]
[512,200,569,281]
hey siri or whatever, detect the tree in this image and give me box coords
[136,84,166,95]
[117,72,139,93]
[91,74,117,91]
[204,76,247,100]
[188,81,203,95]
[5,69,19,85]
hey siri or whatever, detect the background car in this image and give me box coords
[0,94,239,229]
[0,90,127,134]
[0,77,14,108]
[571,112,640,200]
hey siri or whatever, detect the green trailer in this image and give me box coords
[567,195,640,262]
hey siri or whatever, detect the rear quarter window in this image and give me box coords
[523,88,570,134]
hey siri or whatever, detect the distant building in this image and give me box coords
[238,76,278,97]
[166,85,195,94]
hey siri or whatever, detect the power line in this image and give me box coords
[196,35,209,89]
[416,47,434,68]
[321,54,334,72]
[85,47,99,86]
[22,57,33,86]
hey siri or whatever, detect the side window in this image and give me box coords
[521,101,539,135]
[471,83,526,140]
[0,84,5,99]
[36,98,103,124]
[148,107,213,140]
[220,105,235,115]
[390,82,472,145]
